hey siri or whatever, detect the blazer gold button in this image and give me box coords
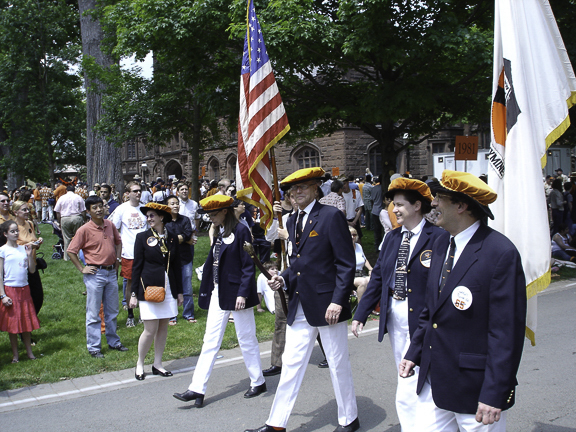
[407,269,411,273]
[297,254,300,258]
[296,291,299,295]
[408,289,412,293]
[433,323,437,328]
[429,346,432,349]
[409,308,413,312]
[297,272,300,276]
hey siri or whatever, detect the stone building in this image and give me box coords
[120,124,490,185]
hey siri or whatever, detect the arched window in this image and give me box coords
[226,154,237,180]
[294,146,320,169]
[208,158,220,181]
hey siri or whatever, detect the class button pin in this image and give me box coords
[452,286,472,311]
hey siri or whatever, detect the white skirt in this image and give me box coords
[140,272,178,320]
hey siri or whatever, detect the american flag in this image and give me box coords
[236,0,289,231]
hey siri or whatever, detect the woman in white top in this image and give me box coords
[378,196,394,250]
[350,226,373,302]
[0,220,39,363]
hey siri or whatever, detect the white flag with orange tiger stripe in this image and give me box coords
[488,0,576,345]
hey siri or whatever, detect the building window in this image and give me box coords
[127,142,136,159]
[368,145,381,177]
[208,158,220,181]
[294,147,320,169]
[226,155,237,180]
[432,142,446,154]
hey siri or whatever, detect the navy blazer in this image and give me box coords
[131,229,183,300]
[354,220,444,341]
[198,222,258,311]
[282,201,355,327]
[405,224,527,414]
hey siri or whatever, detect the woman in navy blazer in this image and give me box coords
[130,203,183,381]
[173,195,265,407]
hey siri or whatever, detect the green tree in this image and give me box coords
[87,0,241,199]
[229,0,495,184]
[0,0,85,188]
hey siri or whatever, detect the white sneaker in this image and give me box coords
[126,318,135,328]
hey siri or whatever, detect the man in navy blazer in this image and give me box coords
[246,167,359,432]
[352,177,443,431]
[400,171,527,432]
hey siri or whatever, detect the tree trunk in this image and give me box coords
[189,101,201,202]
[378,122,398,189]
[78,0,124,193]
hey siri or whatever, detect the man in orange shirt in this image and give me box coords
[33,184,42,222]
[68,195,127,358]
[53,180,67,202]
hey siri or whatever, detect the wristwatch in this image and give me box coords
[117,258,122,263]
[131,292,136,298]
[0,294,6,300]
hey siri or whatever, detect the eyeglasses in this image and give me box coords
[289,183,314,193]
[0,199,8,203]
[131,190,142,193]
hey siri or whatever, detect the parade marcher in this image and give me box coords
[352,177,443,432]
[246,167,359,432]
[399,170,527,432]
[39,183,54,222]
[130,203,183,379]
[261,193,295,377]
[33,184,42,222]
[68,195,127,358]
[173,195,265,407]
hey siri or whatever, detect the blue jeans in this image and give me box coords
[122,277,128,306]
[182,245,195,319]
[84,268,121,352]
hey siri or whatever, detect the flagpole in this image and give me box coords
[269,147,287,271]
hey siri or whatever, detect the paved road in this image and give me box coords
[1,281,576,432]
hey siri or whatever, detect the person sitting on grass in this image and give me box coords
[0,220,40,363]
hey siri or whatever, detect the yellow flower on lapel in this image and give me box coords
[309,230,319,237]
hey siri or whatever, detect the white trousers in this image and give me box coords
[189,289,264,394]
[387,297,419,432]
[266,303,358,428]
[415,380,507,432]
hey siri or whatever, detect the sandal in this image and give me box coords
[11,358,19,363]
[169,320,178,326]
[187,318,197,323]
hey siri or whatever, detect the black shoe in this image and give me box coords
[334,418,360,432]
[90,351,104,358]
[109,344,129,352]
[244,425,286,432]
[152,366,173,377]
[318,359,329,368]
[244,382,267,398]
[173,390,204,407]
[135,370,145,381]
[262,365,282,377]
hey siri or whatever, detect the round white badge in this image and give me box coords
[420,250,432,268]
[222,233,235,244]
[452,286,473,311]
[147,237,158,247]
[287,241,293,256]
